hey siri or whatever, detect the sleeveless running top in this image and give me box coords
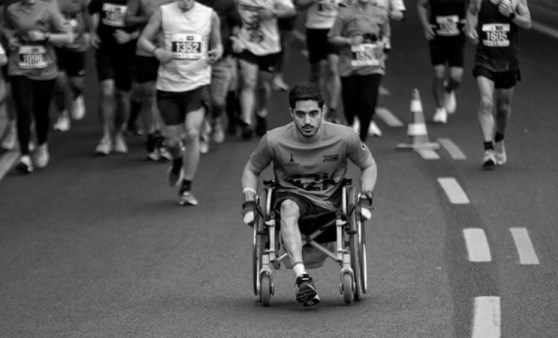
[127,0,174,56]
[156,2,213,92]
[237,0,294,56]
[429,0,466,43]
[475,0,519,72]
[305,0,342,30]
[248,121,374,211]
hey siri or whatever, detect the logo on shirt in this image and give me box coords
[323,154,339,162]
[284,153,300,167]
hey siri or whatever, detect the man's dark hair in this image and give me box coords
[288,82,325,109]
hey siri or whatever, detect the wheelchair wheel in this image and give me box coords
[359,218,368,294]
[342,273,354,305]
[260,272,272,306]
[347,187,363,301]
[252,224,263,296]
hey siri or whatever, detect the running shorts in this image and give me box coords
[278,14,298,31]
[55,48,86,77]
[156,86,209,126]
[305,28,340,64]
[236,50,280,73]
[95,42,135,91]
[134,55,159,84]
[473,65,521,89]
[429,41,465,68]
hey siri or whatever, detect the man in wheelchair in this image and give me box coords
[241,82,377,306]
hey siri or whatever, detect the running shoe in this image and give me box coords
[272,75,289,92]
[53,115,70,132]
[1,125,17,150]
[351,118,360,135]
[33,143,49,168]
[368,121,382,137]
[255,115,267,137]
[16,155,33,174]
[113,134,128,154]
[199,135,209,154]
[444,90,456,114]
[157,145,172,161]
[167,157,183,187]
[178,188,199,206]
[71,95,86,120]
[95,137,112,156]
[212,119,225,143]
[432,107,448,124]
[295,274,320,307]
[240,122,253,141]
[482,149,497,170]
[146,133,159,161]
[125,123,144,136]
[494,141,507,165]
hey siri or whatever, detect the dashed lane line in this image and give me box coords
[510,227,540,265]
[463,228,492,262]
[472,296,501,338]
[0,151,18,181]
[417,149,440,160]
[375,107,403,127]
[438,138,466,160]
[438,177,470,204]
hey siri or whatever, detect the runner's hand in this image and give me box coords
[154,48,173,64]
[230,36,243,54]
[358,192,373,220]
[207,49,222,64]
[8,37,21,50]
[242,200,257,226]
[467,28,479,44]
[424,24,436,40]
[498,0,513,17]
[27,30,46,42]
[90,33,101,48]
[113,29,131,44]
[349,35,364,46]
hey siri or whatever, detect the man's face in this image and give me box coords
[290,100,324,138]
[176,0,194,12]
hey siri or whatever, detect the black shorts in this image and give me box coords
[473,66,521,89]
[134,55,159,84]
[95,42,135,91]
[236,50,280,73]
[156,86,209,126]
[55,48,86,77]
[429,40,465,68]
[278,14,298,31]
[306,28,340,64]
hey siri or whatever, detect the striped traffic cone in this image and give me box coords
[396,89,440,150]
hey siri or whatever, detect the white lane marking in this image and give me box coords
[463,228,492,262]
[417,149,440,160]
[438,177,470,204]
[379,86,391,96]
[532,22,558,40]
[292,30,305,43]
[375,107,403,127]
[472,296,501,338]
[0,151,19,181]
[510,228,540,265]
[438,138,466,160]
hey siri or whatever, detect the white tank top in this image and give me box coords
[237,0,294,56]
[156,2,213,92]
[305,0,342,30]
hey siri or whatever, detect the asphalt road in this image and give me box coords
[1,5,557,338]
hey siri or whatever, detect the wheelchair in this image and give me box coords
[251,178,371,306]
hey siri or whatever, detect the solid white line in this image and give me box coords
[438,177,470,204]
[417,149,440,160]
[510,228,540,265]
[438,138,466,160]
[375,107,403,127]
[0,151,18,181]
[532,22,558,40]
[463,228,492,262]
[472,296,501,338]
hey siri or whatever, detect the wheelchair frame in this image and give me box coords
[252,179,370,306]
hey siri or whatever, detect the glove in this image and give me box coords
[359,191,374,220]
[242,200,257,226]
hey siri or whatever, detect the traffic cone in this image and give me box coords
[396,89,440,150]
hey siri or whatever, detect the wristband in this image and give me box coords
[509,12,516,20]
[242,187,257,195]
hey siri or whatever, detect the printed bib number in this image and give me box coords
[102,3,127,27]
[351,44,381,67]
[481,23,510,47]
[171,34,204,60]
[18,46,47,69]
[317,0,337,18]
[436,15,459,36]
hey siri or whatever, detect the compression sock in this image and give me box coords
[494,132,504,143]
[484,141,494,150]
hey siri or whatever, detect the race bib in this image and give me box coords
[18,45,47,69]
[481,23,510,47]
[317,0,337,18]
[171,33,204,60]
[63,18,79,34]
[436,15,459,36]
[102,3,127,27]
[350,44,381,67]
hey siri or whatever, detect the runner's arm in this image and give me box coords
[241,136,273,201]
[417,0,435,40]
[465,0,480,43]
[208,11,223,61]
[293,0,317,11]
[137,7,162,54]
[509,0,531,29]
[125,0,147,27]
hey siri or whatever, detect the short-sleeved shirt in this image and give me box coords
[236,0,294,56]
[305,0,343,30]
[88,0,136,46]
[5,1,67,80]
[429,0,466,44]
[57,0,90,51]
[329,2,390,77]
[248,121,374,211]
[198,0,242,57]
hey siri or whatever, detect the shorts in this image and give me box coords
[55,48,86,77]
[134,55,159,84]
[156,86,209,126]
[236,50,280,73]
[429,40,465,68]
[95,42,135,91]
[273,190,338,243]
[278,14,298,31]
[306,28,340,64]
[473,66,521,89]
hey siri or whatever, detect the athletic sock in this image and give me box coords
[181,179,192,192]
[484,141,494,151]
[494,132,504,143]
[293,262,307,277]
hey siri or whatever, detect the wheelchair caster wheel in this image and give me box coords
[342,273,354,305]
[260,273,272,306]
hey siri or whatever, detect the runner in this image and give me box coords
[89,0,140,155]
[418,0,467,124]
[233,0,296,140]
[271,12,297,92]
[466,0,531,169]
[4,0,73,173]
[137,0,222,205]
[52,0,91,132]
